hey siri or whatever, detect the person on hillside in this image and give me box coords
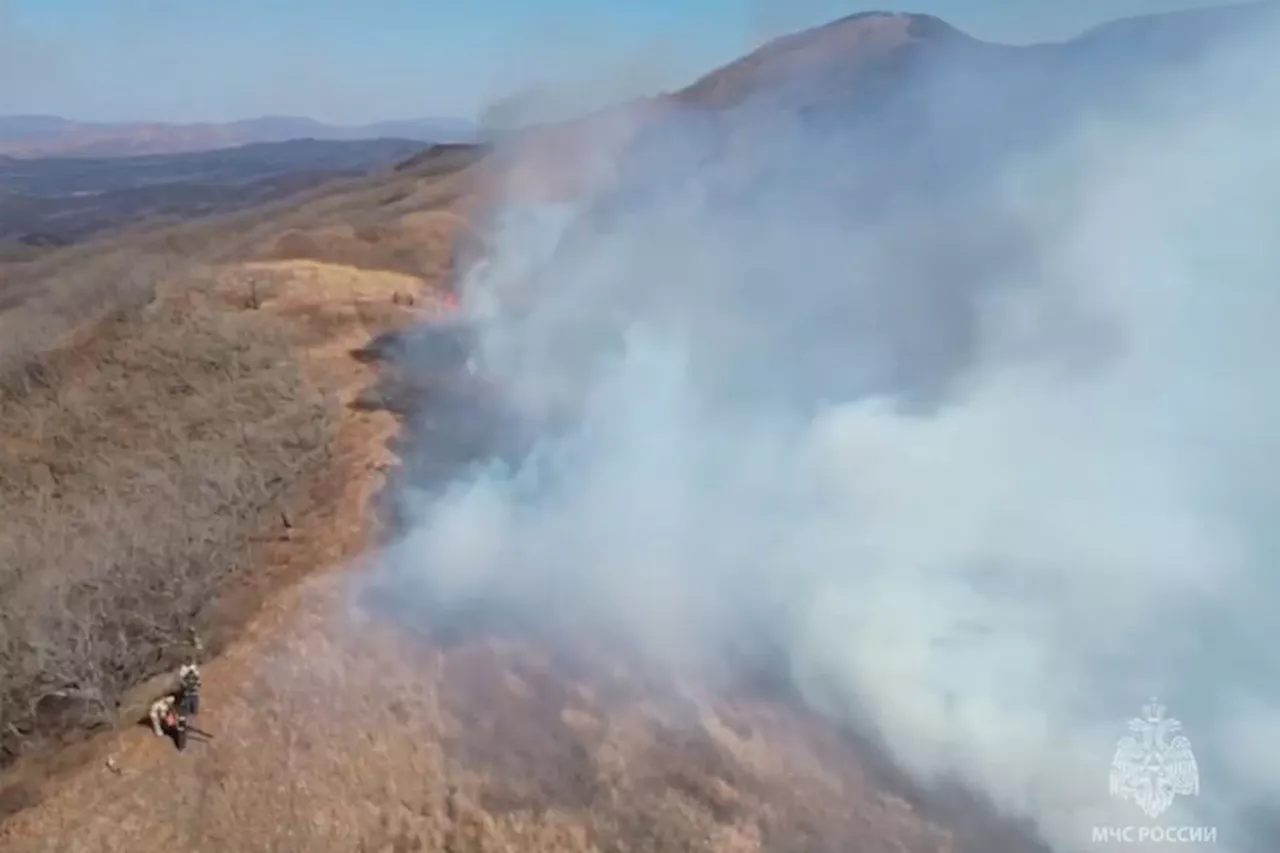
[175,662,201,717]
[149,694,179,739]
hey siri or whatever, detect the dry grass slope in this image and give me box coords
[0,144,485,777]
[0,251,336,768]
[0,139,1042,853]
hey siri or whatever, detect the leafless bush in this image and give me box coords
[0,255,337,765]
[0,145,484,774]
[0,250,175,397]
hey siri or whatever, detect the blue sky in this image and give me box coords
[0,0,1243,123]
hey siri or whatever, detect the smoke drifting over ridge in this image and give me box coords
[377,9,1280,853]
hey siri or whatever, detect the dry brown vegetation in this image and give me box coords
[0,572,979,853]
[0,9,1251,845]
[0,248,336,766]
[0,134,1044,853]
[0,144,486,772]
[0,260,335,758]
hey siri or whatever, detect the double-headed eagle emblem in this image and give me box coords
[1108,698,1200,819]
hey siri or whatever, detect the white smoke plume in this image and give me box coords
[378,9,1280,853]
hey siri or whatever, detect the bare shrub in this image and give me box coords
[0,250,175,397]
[0,256,337,766]
[0,143,482,775]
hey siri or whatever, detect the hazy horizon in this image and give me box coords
[0,0,1253,126]
[0,113,476,126]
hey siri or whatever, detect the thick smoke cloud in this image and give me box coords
[379,10,1280,853]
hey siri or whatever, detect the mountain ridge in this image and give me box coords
[488,2,1278,207]
[0,114,476,159]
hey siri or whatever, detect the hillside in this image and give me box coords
[484,3,1279,409]
[0,138,483,794]
[399,4,1280,851]
[0,136,1011,853]
[491,2,1277,206]
[673,2,1277,109]
[1,4,1277,853]
[0,115,476,159]
[0,138,434,251]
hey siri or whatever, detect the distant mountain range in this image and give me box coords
[0,115,476,159]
